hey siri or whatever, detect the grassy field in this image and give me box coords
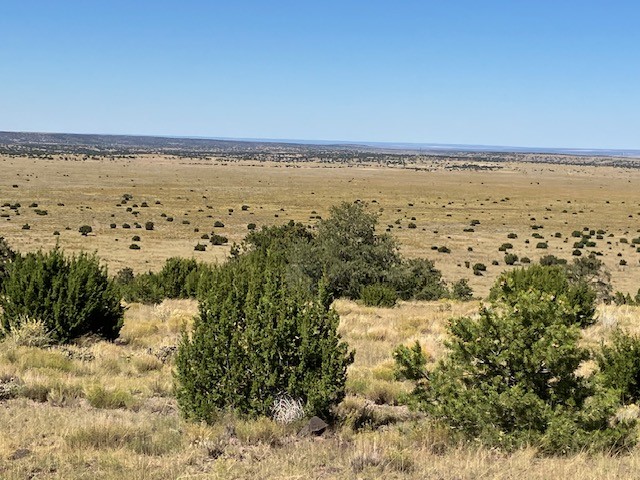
[2,154,640,297]
[1,299,640,479]
[2,155,640,478]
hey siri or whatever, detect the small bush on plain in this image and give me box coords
[360,283,398,307]
[175,248,354,421]
[0,248,124,343]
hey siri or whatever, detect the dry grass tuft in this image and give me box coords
[65,414,184,455]
[4,316,53,348]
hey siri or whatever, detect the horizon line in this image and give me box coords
[2,129,640,156]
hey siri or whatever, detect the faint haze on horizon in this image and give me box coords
[1,1,639,150]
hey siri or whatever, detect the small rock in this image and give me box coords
[298,416,328,436]
[9,448,30,460]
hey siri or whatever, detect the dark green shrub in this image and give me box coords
[388,258,447,301]
[247,223,257,230]
[567,256,612,304]
[499,243,513,251]
[613,291,635,306]
[0,237,16,288]
[490,264,596,327]
[0,248,124,343]
[119,271,164,305]
[157,257,202,299]
[114,267,135,286]
[310,202,400,299]
[175,251,354,421]
[407,222,417,229]
[449,278,473,301]
[214,221,224,228]
[539,255,567,266]
[507,233,518,239]
[536,242,548,249]
[209,233,228,245]
[145,221,154,231]
[245,222,313,252]
[504,253,518,265]
[393,341,429,395]
[360,283,398,307]
[132,235,141,242]
[129,244,140,250]
[396,267,635,453]
[194,243,206,252]
[472,263,486,275]
[598,330,640,404]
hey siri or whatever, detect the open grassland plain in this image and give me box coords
[1,154,640,298]
[2,299,640,479]
[2,155,640,478]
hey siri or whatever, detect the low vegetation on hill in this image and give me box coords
[1,203,640,478]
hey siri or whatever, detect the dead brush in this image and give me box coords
[350,438,384,473]
[152,303,174,323]
[5,316,53,348]
[0,373,22,400]
[271,394,305,424]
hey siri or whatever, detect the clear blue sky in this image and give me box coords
[1,1,638,149]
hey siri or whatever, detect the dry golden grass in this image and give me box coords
[0,299,640,478]
[2,154,640,297]
[2,155,640,477]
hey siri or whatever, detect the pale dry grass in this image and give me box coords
[2,155,640,297]
[335,298,478,403]
[582,304,640,351]
[120,299,196,348]
[2,155,640,477]
[1,300,640,478]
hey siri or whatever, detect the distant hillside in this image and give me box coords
[1,130,639,167]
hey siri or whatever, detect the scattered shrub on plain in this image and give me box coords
[396,265,636,454]
[0,248,124,343]
[175,249,354,421]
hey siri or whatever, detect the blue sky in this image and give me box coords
[1,1,638,149]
